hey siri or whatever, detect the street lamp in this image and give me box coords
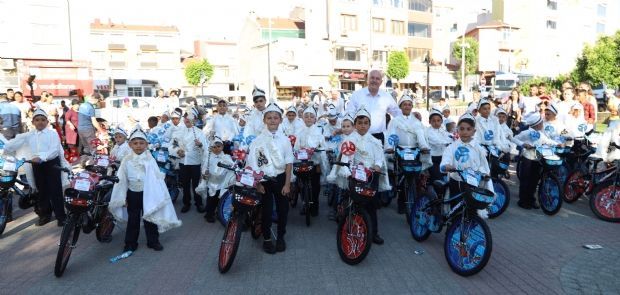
[460,35,470,102]
[424,51,431,111]
[200,71,206,95]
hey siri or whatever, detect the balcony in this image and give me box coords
[140,44,158,51]
[108,43,126,51]
[109,61,126,68]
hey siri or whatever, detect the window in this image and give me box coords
[406,48,429,63]
[409,0,431,12]
[128,87,143,97]
[546,20,557,30]
[372,50,387,63]
[341,14,358,32]
[596,22,605,33]
[372,18,385,33]
[390,0,403,8]
[547,0,557,10]
[336,47,360,61]
[597,3,606,17]
[408,22,431,37]
[373,0,383,6]
[391,20,405,35]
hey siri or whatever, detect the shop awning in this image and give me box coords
[401,71,457,87]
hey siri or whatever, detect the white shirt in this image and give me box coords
[348,131,384,168]
[475,115,508,152]
[247,128,294,177]
[440,139,490,181]
[124,151,148,192]
[243,108,265,138]
[5,127,62,161]
[348,88,401,134]
[12,101,31,123]
[426,126,453,157]
[35,101,58,123]
[281,118,304,136]
[179,126,209,165]
[111,141,131,161]
[512,128,559,160]
[204,113,238,141]
[520,96,541,116]
[543,120,568,142]
[596,125,620,162]
[385,114,429,150]
[202,151,235,197]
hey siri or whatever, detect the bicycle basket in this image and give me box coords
[348,178,376,204]
[543,155,563,166]
[397,148,422,173]
[232,186,260,210]
[63,188,94,208]
[464,184,494,210]
[293,161,315,175]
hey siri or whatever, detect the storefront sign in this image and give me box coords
[337,70,367,81]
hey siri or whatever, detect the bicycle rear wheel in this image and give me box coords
[590,183,620,222]
[0,196,8,236]
[95,210,115,243]
[404,177,416,225]
[54,216,80,277]
[563,169,588,203]
[488,179,510,218]
[218,216,243,273]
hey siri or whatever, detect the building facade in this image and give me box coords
[89,19,183,98]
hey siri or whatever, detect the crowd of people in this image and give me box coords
[1,70,617,256]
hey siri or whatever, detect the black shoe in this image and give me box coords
[123,244,138,252]
[37,216,51,226]
[373,234,384,245]
[517,201,532,210]
[310,209,319,217]
[263,240,276,254]
[204,215,216,223]
[531,203,540,209]
[196,205,206,213]
[147,243,164,251]
[57,219,65,227]
[276,239,286,252]
[181,205,191,213]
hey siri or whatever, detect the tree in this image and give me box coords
[452,37,479,85]
[570,32,620,87]
[386,51,409,90]
[184,59,214,86]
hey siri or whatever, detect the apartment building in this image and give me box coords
[89,19,183,98]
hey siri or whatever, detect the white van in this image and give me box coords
[493,73,519,98]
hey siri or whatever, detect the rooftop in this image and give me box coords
[90,19,179,32]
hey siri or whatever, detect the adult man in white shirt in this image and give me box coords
[348,69,401,144]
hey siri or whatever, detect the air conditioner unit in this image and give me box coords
[0,59,15,70]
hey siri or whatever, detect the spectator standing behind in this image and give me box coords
[577,87,596,130]
[347,69,401,144]
[77,94,104,155]
[64,99,80,150]
[6,88,14,101]
[0,93,21,139]
[11,91,32,132]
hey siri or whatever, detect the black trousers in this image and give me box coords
[371,132,385,145]
[204,190,220,218]
[518,158,541,206]
[180,164,203,207]
[365,172,381,235]
[125,190,159,247]
[310,169,321,215]
[32,157,65,222]
[429,156,445,183]
[261,173,288,240]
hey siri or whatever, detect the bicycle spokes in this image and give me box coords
[342,214,367,259]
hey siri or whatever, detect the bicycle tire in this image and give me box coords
[218,216,243,273]
[217,192,233,227]
[0,196,8,236]
[410,191,432,242]
[488,178,510,218]
[589,182,620,223]
[54,216,80,277]
[444,214,492,277]
[95,210,115,243]
[539,173,563,215]
[251,206,262,240]
[304,180,311,227]
[336,208,373,265]
[563,169,588,203]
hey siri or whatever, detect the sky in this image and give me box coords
[70,0,303,49]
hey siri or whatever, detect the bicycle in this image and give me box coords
[216,163,273,273]
[217,148,248,227]
[334,162,379,265]
[54,166,119,277]
[293,147,324,226]
[482,145,511,218]
[411,168,494,276]
[589,159,620,222]
[0,156,31,236]
[525,145,564,215]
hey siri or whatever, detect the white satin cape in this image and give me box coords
[109,152,182,233]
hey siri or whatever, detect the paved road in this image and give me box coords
[0,173,619,295]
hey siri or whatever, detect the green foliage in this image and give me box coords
[570,32,620,87]
[386,51,410,87]
[184,59,214,86]
[452,37,479,84]
[328,73,339,88]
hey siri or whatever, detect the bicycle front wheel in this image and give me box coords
[218,216,243,273]
[444,214,492,277]
[590,183,620,222]
[336,208,372,265]
[54,216,80,277]
[539,173,563,215]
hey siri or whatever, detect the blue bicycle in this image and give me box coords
[0,156,31,236]
[411,168,494,276]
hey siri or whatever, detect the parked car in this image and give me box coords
[428,90,457,101]
[96,96,152,129]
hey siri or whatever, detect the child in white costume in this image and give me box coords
[196,136,235,223]
[281,105,304,136]
[110,127,131,161]
[109,125,182,252]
